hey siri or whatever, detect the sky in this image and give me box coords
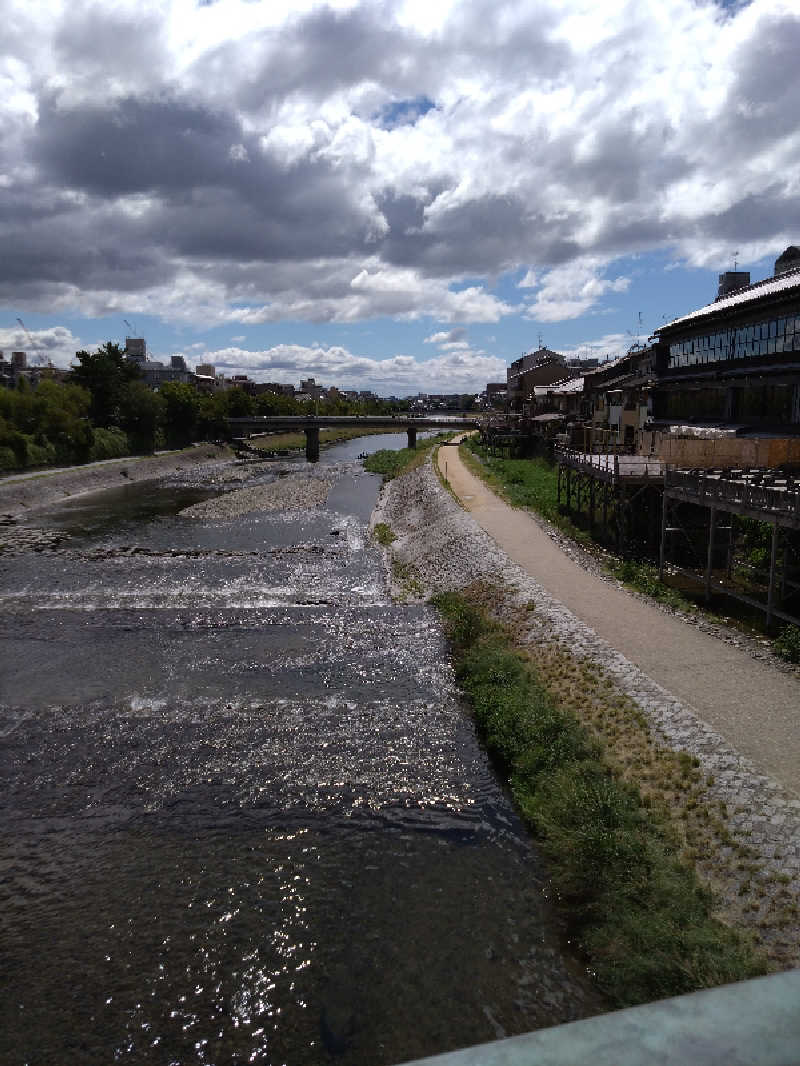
[1,0,799,396]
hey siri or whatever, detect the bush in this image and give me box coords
[89,427,130,461]
[774,624,800,664]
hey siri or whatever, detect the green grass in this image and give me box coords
[611,559,695,613]
[432,590,766,1007]
[250,426,398,453]
[362,433,454,481]
[373,521,396,546]
[774,624,800,664]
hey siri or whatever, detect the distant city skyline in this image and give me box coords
[2,0,798,396]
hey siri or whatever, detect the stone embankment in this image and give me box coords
[374,456,800,968]
[0,445,232,519]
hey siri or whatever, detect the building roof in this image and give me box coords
[533,376,584,396]
[659,267,800,331]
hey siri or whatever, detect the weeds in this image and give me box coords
[433,589,766,1007]
[774,624,800,664]
[363,433,453,481]
[373,522,396,546]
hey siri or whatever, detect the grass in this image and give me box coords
[611,558,695,613]
[249,426,399,453]
[433,587,767,1007]
[373,521,396,546]
[362,433,454,481]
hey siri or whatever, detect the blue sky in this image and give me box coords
[1,0,798,394]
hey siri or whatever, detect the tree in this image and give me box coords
[159,382,201,447]
[120,381,165,454]
[70,343,141,428]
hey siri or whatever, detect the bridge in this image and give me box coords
[227,415,480,462]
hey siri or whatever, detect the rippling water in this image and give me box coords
[0,438,601,1065]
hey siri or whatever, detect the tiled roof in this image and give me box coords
[659,268,800,331]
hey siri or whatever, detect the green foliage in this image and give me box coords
[363,447,416,481]
[70,343,140,428]
[89,427,130,461]
[0,379,94,468]
[612,559,692,611]
[362,434,453,481]
[465,439,561,518]
[159,382,202,447]
[433,591,765,1007]
[373,522,396,546]
[774,624,800,664]
[119,380,165,454]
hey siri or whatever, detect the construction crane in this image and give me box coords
[16,317,47,365]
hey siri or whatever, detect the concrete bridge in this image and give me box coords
[227,415,481,462]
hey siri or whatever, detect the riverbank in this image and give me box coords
[0,443,234,520]
[373,452,800,987]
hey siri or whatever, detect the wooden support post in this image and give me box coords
[705,505,716,603]
[659,491,668,580]
[407,426,417,450]
[767,522,779,630]
[589,476,596,536]
[603,482,609,540]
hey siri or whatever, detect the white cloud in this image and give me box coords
[199,341,507,394]
[525,260,630,322]
[0,324,83,368]
[1,0,798,332]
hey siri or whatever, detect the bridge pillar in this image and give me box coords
[305,425,320,463]
[407,426,417,450]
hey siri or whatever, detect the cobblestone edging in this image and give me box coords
[374,457,800,966]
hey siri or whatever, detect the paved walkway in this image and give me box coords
[437,439,800,796]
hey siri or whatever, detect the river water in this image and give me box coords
[0,435,601,1065]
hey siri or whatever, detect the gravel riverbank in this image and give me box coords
[374,455,800,969]
[0,444,233,519]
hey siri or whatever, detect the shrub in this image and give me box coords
[774,624,800,664]
[89,427,130,461]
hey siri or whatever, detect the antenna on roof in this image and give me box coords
[733,250,739,271]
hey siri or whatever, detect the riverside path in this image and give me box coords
[437,436,800,797]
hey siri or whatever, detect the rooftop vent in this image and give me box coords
[717,271,750,300]
[774,246,800,276]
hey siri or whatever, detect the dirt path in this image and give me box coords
[437,438,800,797]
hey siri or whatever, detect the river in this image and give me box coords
[0,434,601,1065]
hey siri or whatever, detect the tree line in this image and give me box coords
[0,342,412,471]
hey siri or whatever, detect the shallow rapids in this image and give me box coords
[0,440,601,1065]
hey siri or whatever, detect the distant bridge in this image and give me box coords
[227,415,480,462]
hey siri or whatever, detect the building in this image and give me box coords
[650,246,800,465]
[507,347,576,410]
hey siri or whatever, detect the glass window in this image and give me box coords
[770,320,777,339]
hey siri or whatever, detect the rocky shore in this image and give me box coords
[0,444,233,520]
[375,455,800,968]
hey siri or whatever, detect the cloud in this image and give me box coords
[524,260,630,322]
[0,325,84,367]
[199,341,507,394]
[0,0,798,330]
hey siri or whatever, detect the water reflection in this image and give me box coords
[0,441,603,1064]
